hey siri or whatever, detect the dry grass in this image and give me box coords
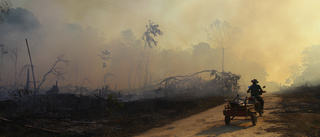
[266,86,320,137]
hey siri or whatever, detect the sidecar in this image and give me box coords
[223,95,257,125]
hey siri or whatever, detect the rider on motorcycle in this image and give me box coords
[247,79,264,110]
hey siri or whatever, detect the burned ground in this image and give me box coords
[0,93,225,137]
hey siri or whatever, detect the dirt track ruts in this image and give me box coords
[136,95,282,137]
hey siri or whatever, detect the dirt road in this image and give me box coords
[136,95,282,137]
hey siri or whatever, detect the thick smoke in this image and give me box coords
[1,0,320,94]
[286,45,320,87]
[0,7,40,86]
[1,7,40,32]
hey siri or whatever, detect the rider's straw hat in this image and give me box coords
[251,79,259,83]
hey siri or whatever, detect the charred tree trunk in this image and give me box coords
[25,69,30,91]
[25,39,37,94]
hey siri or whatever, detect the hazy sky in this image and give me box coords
[6,0,320,90]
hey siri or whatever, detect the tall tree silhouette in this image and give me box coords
[142,20,163,48]
[206,19,240,48]
[137,20,163,89]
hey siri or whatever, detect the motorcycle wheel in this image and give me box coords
[225,115,230,125]
[251,114,257,126]
[255,103,262,116]
[259,108,263,116]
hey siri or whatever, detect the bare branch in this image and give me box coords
[36,54,69,92]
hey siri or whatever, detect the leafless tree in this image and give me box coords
[206,19,240,48]
[36,54,69,93]
[206,19,241,93]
